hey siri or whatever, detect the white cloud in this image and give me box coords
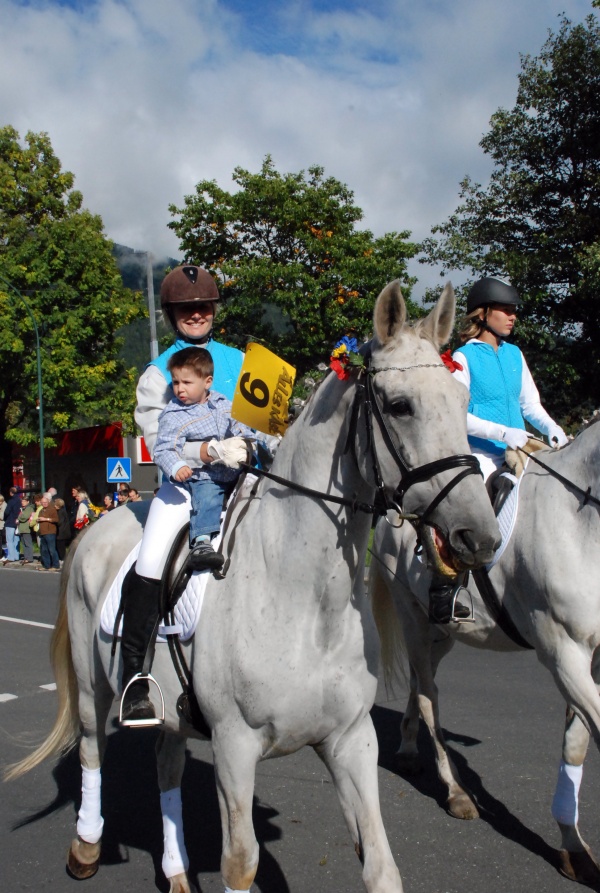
[0,0,594,296]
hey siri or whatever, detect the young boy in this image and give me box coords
[153,346,253,570]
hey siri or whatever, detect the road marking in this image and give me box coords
[0,693,18,702]
[40,683,57,691]
[0,614,54,630]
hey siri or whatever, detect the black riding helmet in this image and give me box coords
[160,265,221,339]
[466,276,520,314]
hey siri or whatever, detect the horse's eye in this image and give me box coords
[387,398,412,416]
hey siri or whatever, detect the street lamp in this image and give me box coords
[0,275,46,493]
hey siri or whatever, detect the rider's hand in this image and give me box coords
[547,425,569,448]
[207,436,249,468]
[174,465,193,482]
[500,427,529,450]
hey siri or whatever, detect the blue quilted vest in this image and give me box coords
[459,340,525,457]
[150,338,244,402]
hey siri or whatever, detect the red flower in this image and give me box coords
[330,357,351,380]
[440,350,463,373]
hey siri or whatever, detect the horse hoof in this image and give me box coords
[447,792,479,821]
[559,847,600,885]
[168,873,192,893]
[395,752,422,775]
[66,837,101,880]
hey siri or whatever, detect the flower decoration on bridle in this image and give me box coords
[440,350,463,373]
[330,336,365,381]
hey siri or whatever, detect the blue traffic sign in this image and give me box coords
[106,457,132,483]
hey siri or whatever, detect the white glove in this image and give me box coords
[547,425,569,448]
[500,427,529,450]
[206,436,249,468]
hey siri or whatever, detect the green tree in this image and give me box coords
[0,126,147,490]
[168,156,419,375]
[421,14,600,421]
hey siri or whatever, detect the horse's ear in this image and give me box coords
[420,282,456,348]
[373,280,407,344]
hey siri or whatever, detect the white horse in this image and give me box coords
[6,281,500,893]
[369,419,600,887]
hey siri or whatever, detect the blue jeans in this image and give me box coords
[39,533,60,569]
[182,478,233,544]
[5,526,19,561]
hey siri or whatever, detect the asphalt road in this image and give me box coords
[1,564,599,893]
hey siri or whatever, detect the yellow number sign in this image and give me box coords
[232,343,296,436]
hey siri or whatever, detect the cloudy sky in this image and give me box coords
[0,0,595,294]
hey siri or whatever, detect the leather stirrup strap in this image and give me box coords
[471,568,533,650]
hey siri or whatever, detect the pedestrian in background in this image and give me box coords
[73,488,92,531]
[116,486,130,506]
[2,487,21,565]
[16,495,35,564]
[100,492,115,515]
[54,498,71,563]
[128,487,143,501]
[37,494,60,571]
[68,485,83,540]
[0,494,6,558]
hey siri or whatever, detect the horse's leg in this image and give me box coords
[67,679,114,879]
[212,730,261,892]
[156,731,192,893]
[315,715,403,893]
[396,605,478,820]
[550,706,600,885]
[396,663,423,774]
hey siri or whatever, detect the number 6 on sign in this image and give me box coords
[232,343,296,436]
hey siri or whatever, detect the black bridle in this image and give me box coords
[246,357,482,531]
[358,357,482,527]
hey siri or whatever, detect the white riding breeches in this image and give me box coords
[136,480,191,581]
[472,450,503,482]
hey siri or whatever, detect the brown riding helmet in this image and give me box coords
[160,265,220,308]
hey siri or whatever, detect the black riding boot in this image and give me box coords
[119,565,162,726]
[428,577,471,624]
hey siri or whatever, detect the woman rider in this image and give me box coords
[120,264,248,726]
[429,275,568,624]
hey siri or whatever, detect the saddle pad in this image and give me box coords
[99,541,210,643]
[485,470,522,570]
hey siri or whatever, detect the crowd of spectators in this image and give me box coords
[0,483,149,570]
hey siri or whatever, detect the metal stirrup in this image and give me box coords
[119,672,166,727]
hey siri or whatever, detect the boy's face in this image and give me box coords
[171,365,213,405]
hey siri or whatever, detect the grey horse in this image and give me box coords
[370,418,600,887]
[7,281,500,893]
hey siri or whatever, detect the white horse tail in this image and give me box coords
[368,559,407,694]
[5,540,81,781]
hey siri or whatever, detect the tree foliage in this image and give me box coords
[168,156,419,375]
[421,14,600,420]
[0,126,147,489]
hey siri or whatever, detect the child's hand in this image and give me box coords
[174,465,193,482]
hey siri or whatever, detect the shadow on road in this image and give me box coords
[11,725,291,893]
[372,703,561,877]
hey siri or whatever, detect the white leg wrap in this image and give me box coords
[161,788,189,878]
[551,760,583,826]
[224,888,251,892]
[77,766,104,844]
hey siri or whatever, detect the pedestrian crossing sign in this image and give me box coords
[106,457,132,483]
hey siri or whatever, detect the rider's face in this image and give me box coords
[483,303,517,338]
[172,302,215,340]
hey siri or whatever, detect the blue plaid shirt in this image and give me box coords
[153,390,253,483]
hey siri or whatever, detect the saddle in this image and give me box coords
[488,435,550,515]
